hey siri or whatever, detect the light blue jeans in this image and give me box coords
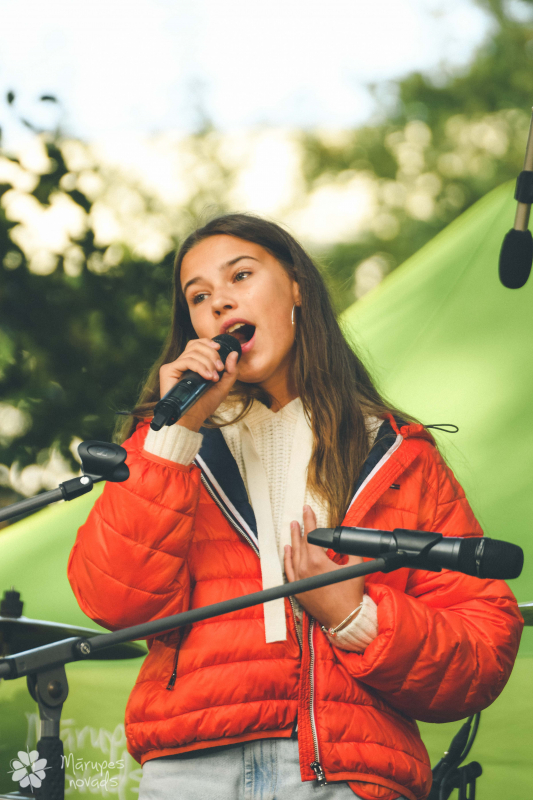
[138,737,408,800]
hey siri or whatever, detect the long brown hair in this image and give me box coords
[117,213,413,526]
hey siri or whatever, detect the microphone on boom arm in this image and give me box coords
[499,108,533,289]
[308,527,523,580]
[150,334,242,432]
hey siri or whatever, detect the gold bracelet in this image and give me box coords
[320,601,364,638]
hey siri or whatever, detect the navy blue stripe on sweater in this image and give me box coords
[196,426,257,538]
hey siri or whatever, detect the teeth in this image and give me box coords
[227,322,246,333]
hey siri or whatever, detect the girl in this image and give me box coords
[68,214,522,800]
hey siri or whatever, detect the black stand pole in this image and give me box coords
[0,479,93,524]
[27,669,67,800]
[0,552,407,676]
[0,552,409,800]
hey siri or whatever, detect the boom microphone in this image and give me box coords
[308,527,523,580]
[150,334,242,431]
[499,108,533,289]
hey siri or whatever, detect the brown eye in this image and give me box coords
[192,293,207,305]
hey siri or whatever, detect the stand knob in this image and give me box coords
[46,680,63,699]
[1,587,23,618]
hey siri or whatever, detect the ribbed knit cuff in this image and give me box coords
[143,424,203,466]
[326,593,378,652]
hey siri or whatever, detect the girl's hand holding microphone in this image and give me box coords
[158,338,240,432]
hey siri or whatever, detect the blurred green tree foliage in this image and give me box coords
[0,144,167,508]
[0,100,233,511]
[0,0,532,510]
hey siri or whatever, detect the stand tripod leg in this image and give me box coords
[26,667,68,800]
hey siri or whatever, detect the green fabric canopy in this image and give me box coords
[0,181,531,797]
[343,181,532,650]
[340,182,532,797]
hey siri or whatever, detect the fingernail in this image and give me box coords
[303,504,311,512]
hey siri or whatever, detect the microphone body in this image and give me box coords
[150,334,242,431]
[308,527,523,580]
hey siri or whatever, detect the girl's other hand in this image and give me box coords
[284,505,365,631]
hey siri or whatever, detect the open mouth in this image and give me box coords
[225,322,256,349]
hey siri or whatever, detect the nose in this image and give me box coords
[211,289,236,316]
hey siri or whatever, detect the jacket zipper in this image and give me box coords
[289,595,303,739]
[288,595,303,650]
[308,619,327,786]
[166,643,180,690]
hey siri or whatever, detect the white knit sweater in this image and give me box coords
[143,398,378,652]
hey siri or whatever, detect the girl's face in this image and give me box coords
[180,234,301,390]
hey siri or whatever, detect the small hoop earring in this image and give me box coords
[291,305,296,325]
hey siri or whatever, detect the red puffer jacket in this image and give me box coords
[67,416,523,800]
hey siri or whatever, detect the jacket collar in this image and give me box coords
[194,415,433,553]
[343,414,436,527]
[348,416,402,508]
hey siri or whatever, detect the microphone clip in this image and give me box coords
[515,169,533,205]
[329,526,444,572]
[77,440,129,483]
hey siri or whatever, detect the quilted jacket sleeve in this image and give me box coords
[332,441,524,723]
[67,421,202,632]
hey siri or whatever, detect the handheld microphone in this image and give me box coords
[150,334,242,431]
[308,526,523,580]
[499,108,533,289]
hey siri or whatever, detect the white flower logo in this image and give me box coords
[9,748,49,791]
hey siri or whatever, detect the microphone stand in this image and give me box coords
[0,440,130,800]
[0,551,410,800]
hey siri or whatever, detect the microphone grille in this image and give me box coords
[499,229,533,289]
[213,334,242,361]
[479,539,524,580]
